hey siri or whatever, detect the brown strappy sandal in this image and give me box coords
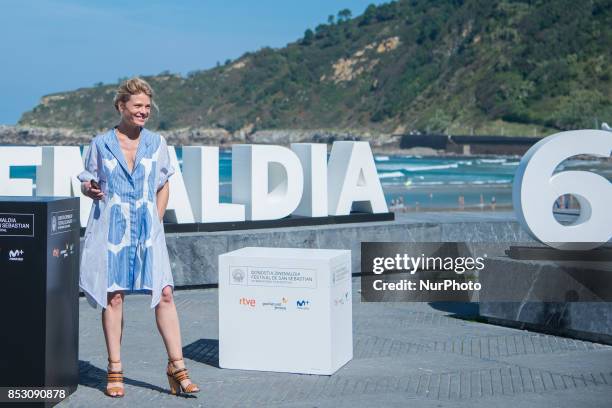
[105,358,125,398]
[166,357,200,395]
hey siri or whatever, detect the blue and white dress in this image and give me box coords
[78,128,175,309]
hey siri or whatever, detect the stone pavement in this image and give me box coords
[59,278,612,407]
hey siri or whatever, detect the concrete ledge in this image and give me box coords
[478,254,612,345]
[161,211,533,286]
[79,211,532,287]
[78,211,612,345]
[479,303,612,345]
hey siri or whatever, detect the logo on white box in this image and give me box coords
[239,297,256,307]
[262,297,288,311]
[296,299,310,310]
[332,263,349,285]
[230,267,247,285]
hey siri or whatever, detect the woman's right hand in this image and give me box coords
[82,181,104,200]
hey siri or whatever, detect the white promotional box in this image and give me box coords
[219,247,353,375]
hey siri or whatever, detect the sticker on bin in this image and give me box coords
[229,265,318,289]
[0,213,34,237]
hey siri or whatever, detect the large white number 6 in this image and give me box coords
[513,130,612,250]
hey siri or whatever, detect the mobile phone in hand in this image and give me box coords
[90,180,100,190]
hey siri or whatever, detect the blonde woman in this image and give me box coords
[78,78,199,398]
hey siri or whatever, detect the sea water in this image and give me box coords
[8,149,611,211]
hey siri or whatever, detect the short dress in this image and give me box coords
[78,127,176,309]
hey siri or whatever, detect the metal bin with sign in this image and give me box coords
[0,196,80,403]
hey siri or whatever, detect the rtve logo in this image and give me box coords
[239,297,256,307]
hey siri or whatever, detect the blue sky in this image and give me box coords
[0,0,388,125]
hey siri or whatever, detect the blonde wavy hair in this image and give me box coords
[113,77,158,112]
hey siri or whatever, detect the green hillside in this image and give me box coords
[19,0,612,135]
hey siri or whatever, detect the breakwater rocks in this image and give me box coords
[0,125,94,146]
[0,125,235,146]
[248,129,395,148]
[0,125,396,148]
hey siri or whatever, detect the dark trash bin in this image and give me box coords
[0,196,80,407]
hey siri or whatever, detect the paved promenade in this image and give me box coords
[60,278,612,407]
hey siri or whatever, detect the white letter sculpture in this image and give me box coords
[327,141,387,215]
[182,146,245,222]
[36,146,92,227]
[163,146,195,223]
[37,146,92,227]
[0,147,42,196]
[513,130,612,250]
[291,143,328,217]
[232,145,304,221]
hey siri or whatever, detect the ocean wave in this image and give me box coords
[502,161,520,166]
[378,171,404,179]
[375,155,390,161]
[478,158,507,163]
[563,159,607,167]
[376,164,407,171]
[470,179,512,185]
[383,179,514,187]
[380,180,410,186]
[402,163,459,172]
[414,181,445,185]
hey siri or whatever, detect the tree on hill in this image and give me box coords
[360,4,377,26]
[337,9,352,23]
[302,29,314,45]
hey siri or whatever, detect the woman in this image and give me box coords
[78,77,200,398]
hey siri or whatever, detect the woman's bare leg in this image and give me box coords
[102,291,125,396]
[155,285,198,390]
